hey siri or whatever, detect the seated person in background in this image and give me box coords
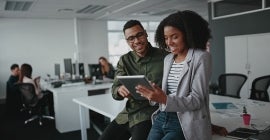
[19,63,54,116]
[7,64,20,86]
[212,124,228,136]
[98,56,115,79]
[6,64,21,115]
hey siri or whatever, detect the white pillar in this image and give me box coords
[74,18,80,77]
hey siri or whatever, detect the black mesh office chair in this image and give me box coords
[17,83,54,125]
[249,75,270,102]
[217,73,247,98]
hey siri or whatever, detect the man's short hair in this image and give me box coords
[10,64,19,70]
[123,20,144,33]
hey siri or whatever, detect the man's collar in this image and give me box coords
[132,42,153,62]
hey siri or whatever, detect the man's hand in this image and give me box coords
[117,85,131,98]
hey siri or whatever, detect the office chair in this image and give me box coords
[17,83,54,125]
[217,73,247,98]
[249,75,270,102]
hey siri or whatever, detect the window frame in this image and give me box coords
[210,0,270,20]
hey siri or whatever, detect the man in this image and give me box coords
[7,64,20,85]
[6,64,20,115]
[98,20,167,140]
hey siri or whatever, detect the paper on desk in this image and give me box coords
[212,102,238,109]
[211,102,241,118]
[212,109,242,118]
[247,100,267,107]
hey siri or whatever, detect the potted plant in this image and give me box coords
[243,106,247,114]
[209,82,219,94]
[242,106,251,125]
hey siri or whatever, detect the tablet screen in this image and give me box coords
[117,75,152,100]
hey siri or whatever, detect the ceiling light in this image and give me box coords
[151,9,178,16]
[57,8,74,12]
[96,0,146,19]
[76,5,107,14]
[5,1,33,11]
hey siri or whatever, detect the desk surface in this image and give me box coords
[47,82,113,133]
[48,82,113,93]
[73,93,126,140]
[73,93,126,120]
[73,93,270,140]
[210,94,270,139]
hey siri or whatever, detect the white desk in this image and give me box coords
[73,93,126,140]
[47,82,112,133]
[210,94,270,140]
[73,94,270,140]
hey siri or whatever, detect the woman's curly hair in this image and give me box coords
[155,10,211,50]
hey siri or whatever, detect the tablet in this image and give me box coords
[116,75,152,100]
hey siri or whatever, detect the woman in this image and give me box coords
[19,63,54,116]
[136,10,212,140]
[98,56,115,79]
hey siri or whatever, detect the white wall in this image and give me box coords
[0,18,108,99]
[78,20,109,72]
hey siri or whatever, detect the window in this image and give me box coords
[266,0,270,7]
[107,21,159,67]
[211,0,269,20]
[213,0,262,17]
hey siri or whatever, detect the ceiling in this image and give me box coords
[0,0,209,21]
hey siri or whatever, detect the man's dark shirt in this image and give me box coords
[112,44,168,127]
[6,75,20,113]
[7,75,19,87]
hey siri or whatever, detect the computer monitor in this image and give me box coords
[88,64,102,79]
[73,63,85,78]
[72,63,76,75]
[79,63,85,77]
[64,58,73,75]
[54,63,60,78]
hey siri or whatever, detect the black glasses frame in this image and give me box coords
[126,31,145,43]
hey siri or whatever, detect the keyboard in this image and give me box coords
[62,82,85,87]
[248,128,270,140]
[51,79,85,88]
[65,79,84,83]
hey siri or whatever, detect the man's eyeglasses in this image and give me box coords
[126,31,145,43]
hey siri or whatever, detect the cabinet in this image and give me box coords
[225,33,270,98]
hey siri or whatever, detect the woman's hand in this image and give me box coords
[136,82,167,104]
[212,124,228,136]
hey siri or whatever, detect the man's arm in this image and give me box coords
[111,56,127,100]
